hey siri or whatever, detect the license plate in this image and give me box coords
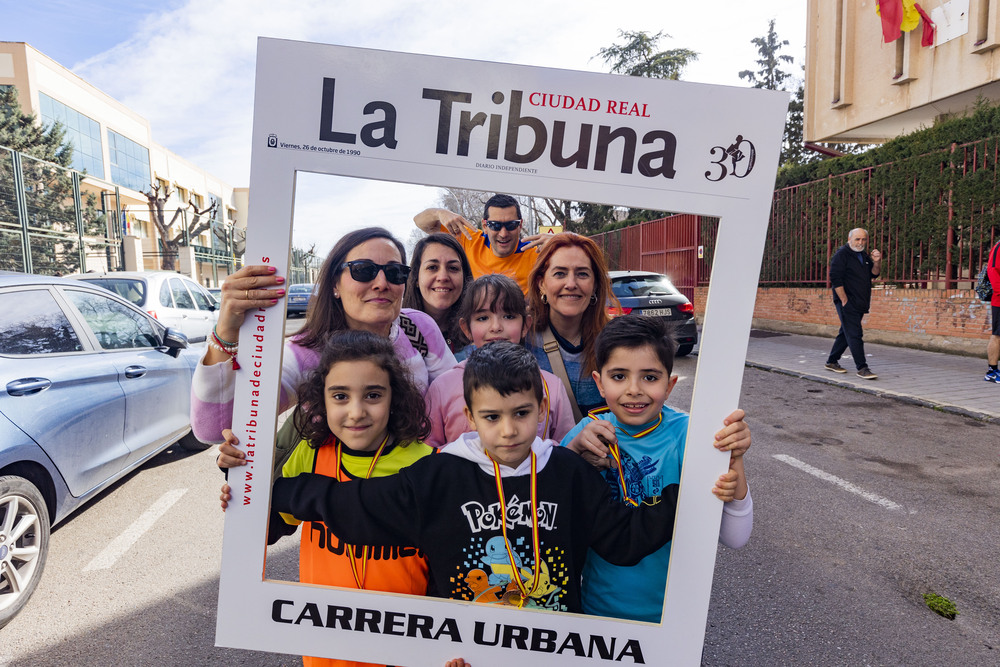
[643,308,672,316]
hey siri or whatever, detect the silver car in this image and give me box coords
[0,273,207,628]
[69,271,219,343]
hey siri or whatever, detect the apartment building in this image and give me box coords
[0,41,246,285]
[806,0,1000,143]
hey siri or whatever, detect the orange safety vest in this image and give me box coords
[293,442,431,667]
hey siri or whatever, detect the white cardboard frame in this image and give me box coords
[217,38,787,666]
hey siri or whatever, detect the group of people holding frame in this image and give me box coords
[194,193,755,667]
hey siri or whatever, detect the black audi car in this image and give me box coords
[608,270,698,356]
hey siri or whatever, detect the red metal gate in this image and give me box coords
[592,214,700,301]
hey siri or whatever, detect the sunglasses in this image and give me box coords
[484,219,522,232]
[340,260,411,285]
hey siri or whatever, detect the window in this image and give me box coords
[64,289,159,350]
[78,277,146,307]
[974,0,1000,52]
[610,275,681,298]
[186,280,215,311]
[169,278,195,309]
[38,93,105,177]
[190,192,204,209]
[830,0,853,107]
[155,177,170,195]
[159,280,173,308]
[107,129,151,193]
[0,289,82,354]
[891,31,919,84]
[175,185,189,204]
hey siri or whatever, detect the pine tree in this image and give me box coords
[0,87,80,274]
[547,31,700,234]
[738,19,801,166]
[738,19,795,92]
[596,30,699,80]
[738,22,863,168]
[0,87,73,165]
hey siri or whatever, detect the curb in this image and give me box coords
[744,360,1000,424]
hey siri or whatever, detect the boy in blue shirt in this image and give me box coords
[561,315,752,622]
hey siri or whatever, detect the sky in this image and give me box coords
[3,0,806,254]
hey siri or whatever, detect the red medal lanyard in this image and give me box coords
[486,449,542,608]
[335,433,390,590]
[586,407,662,507]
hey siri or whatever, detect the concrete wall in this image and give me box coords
[806,0,1000,143]
[695,286,992,357]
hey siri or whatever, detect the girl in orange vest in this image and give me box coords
[221,329,434,667]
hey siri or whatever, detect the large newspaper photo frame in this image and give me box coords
[217,38,787,666]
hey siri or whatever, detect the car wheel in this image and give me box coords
[0,475,50,629]
[676,344,693,357]
[178,430,211,452]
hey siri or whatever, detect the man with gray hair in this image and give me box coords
[825,228,882,379]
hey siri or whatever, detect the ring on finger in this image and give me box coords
[245,289,250,300]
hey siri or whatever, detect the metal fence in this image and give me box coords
[590,215,714,301]
[0,146,246,281]
[0,147,123,275]
[593,137,1000,290]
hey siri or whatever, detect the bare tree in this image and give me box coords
[439,187,489,222]
[535,198,573,227]
[143,182,219,271]
[289,243,318,283]
[404,227,427,259]
[210,221,245,258]
[437,187,553,235]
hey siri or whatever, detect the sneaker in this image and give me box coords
[986,369,1000,383]
[856,367,878,380]
[825,362,847,373]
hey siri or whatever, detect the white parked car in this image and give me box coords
[69,271,219,343]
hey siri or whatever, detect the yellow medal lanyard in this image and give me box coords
[586,407,663,507]
[487,449,542,608]
[540,378,551,437]
[335,433,390,590]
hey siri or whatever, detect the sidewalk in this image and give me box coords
[743,330,999,422]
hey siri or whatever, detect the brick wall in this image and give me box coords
[693,287,993,357]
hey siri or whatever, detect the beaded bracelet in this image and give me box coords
[213,326,238,349]
[209,331,240,369]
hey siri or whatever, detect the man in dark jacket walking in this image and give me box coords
[825,228,882,379]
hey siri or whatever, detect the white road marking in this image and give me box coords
[83,488,188,571]
[773,454,902,510]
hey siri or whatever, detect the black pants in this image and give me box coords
[828,302,868,370]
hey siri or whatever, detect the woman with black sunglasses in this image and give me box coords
[191,227,457,446]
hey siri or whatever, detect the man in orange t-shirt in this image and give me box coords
[413,193,549,294]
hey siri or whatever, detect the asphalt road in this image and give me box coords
[1,354,997,666]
